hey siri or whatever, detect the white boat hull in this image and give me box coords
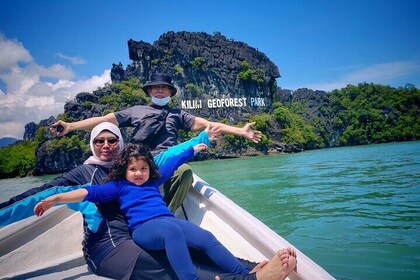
[0,174,334,279]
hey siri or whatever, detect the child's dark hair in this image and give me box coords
[106,143,160,183]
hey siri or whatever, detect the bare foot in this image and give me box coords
[287,247,297,258]
[286,247,297,272]
[255,248,297,280]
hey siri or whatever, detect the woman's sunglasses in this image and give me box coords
[93,138,119,147]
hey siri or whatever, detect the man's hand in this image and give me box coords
[242,122,262,143]
[50,120,70,137]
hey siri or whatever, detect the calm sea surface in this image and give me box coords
[1,141,419,280]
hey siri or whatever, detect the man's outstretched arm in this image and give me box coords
[50,113,118,137]
[191,117,262,143]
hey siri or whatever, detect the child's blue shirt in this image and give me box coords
[84,130,210,231]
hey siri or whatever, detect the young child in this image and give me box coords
[34,128,252,280]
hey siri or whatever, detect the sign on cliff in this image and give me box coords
[181,96,266,109]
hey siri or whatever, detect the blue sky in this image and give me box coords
[0,0,419,139]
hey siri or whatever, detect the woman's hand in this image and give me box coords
[34,196,59,216]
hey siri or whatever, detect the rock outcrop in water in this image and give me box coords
[28,31,299,175]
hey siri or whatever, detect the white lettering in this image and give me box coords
[250,97,266,107]
[207,97,247,109]
[182,100,202,109]
[183,97,267,109]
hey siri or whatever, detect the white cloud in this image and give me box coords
[55,52,86,65]
[343,61,420,84]
[0,36,111,139]
[300,61,420,92]
[0,34,32,69]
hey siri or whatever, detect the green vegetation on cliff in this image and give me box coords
[238,61,265,84]
[325,83,419,145]
[45,134,89,153]
[99,78,149,111]
[274,103,325,149]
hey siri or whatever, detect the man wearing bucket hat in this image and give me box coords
[143,72,178,98]
[51,72,262,213]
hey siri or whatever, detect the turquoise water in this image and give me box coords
[190,141,420,280]
[1,141,419,279]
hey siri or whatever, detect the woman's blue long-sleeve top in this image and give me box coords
[84,145,194,231]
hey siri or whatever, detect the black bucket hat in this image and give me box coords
[142,73,177,96]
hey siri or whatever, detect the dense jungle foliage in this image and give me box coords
[325,83,419,145]
[0,141,38,177]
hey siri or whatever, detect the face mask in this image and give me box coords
[152,96,171,106]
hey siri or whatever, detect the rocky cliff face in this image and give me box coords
[111,31,279,122]
[275,88,341,147]
[23,122,37,141]
[33,144,87,175]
